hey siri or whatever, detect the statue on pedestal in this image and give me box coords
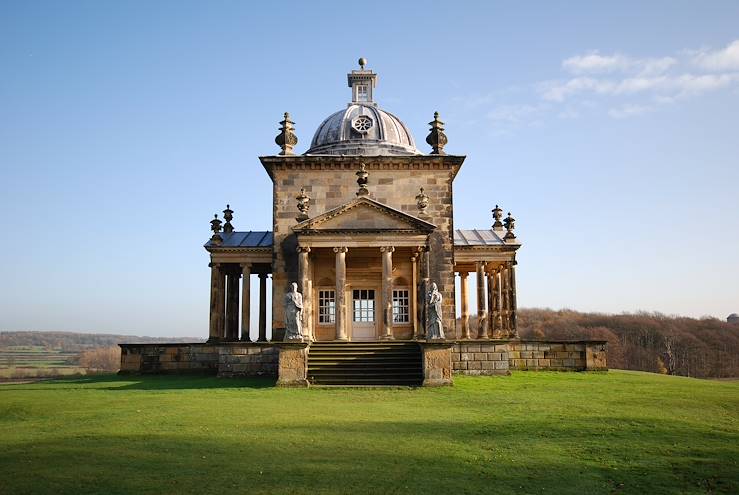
[427,282,445,340]
[284,282,304,341]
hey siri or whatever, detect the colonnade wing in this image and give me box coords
[453,229,521,340]
[205,231,273,343]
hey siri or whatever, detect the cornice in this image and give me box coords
[259,154,465,181]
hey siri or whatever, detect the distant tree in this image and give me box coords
[78,347,121,372]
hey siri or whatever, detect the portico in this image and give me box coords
[290,196,436,342]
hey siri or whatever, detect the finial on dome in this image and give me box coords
[275,112,298,155]
[348,60,376,104]
[426,111,448,155]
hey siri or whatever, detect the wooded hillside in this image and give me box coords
[517,309,739,378]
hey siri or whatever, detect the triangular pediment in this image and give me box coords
[293,197,436,233]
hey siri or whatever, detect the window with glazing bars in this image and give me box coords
[392,289,410,324]
[356,84,368,102]
[318,290,336,324]
[352,289,375,322]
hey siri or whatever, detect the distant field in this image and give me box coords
[1,371,737,494]
[0,346,87,379]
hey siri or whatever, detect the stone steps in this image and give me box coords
[307,341,423,386]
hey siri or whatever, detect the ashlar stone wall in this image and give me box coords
[263,155,464,338]
[119,343,278,377]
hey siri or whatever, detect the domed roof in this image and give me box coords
[306,104,419,156]
[304,60,420,156]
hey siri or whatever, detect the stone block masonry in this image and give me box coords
[121,339,607,381]
[452,340,608,375]
[119,343,278,377]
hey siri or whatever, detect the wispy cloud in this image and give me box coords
[541,72,739,102]
[608,103,652,119]
[452,39,739,131]
[562,52,676,76]
[691,40,739,71]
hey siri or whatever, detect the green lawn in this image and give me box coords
[0,371,737,495]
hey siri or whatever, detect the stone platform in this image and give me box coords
[119,339,607,383]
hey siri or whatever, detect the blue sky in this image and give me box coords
[1,1,738,337]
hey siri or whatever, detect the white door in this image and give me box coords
[351,289,377,341]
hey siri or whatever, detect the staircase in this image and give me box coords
[307,341,423,386]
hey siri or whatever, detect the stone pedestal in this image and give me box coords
[276,342,310,387]
[420,342,454,387]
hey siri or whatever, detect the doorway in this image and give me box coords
[351,288,377,340]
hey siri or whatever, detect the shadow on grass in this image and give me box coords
[1,419,737,495]
[0,374,276,391]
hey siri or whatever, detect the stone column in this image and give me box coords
[334,247,348,341]
[381,246,395,340]
[501,264,510,334]
[258,273,268,342]
[420,246,430,338]
[297,247,312,341]
[240,263,251,341]
[410,254,418,339]
[208,262,225,342]
[226,270,240,341]
[486,269,495,339]
[509,262,518,337]
[460,272,470,339]
[476,261,487,339]
[491,266,500,337]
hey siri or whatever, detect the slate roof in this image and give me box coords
[206,229,509,249]
[453,229,506,246]
[204,231,273,248]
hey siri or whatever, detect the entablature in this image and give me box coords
[259,154,465,182]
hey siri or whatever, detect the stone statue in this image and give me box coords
[284,282,304,341]
[426,282,445,340]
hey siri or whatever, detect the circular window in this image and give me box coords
[352,115,373,133]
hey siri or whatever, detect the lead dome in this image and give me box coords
[304,60,420,156]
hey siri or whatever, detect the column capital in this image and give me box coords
[239,262,252,270]
[380,246,395,253]
[296,246,311,254]
[410,256,417,262]
[208,262,222,268]
[333,246,348,254]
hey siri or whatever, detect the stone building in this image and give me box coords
[120,60,607,385]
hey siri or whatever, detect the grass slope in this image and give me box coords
[0,371,737,495]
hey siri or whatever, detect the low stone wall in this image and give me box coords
[119,343,278,377]
[217,344,278,377]
[508,341,608,371]
[452,340,608,375]
[452,342,510,375]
